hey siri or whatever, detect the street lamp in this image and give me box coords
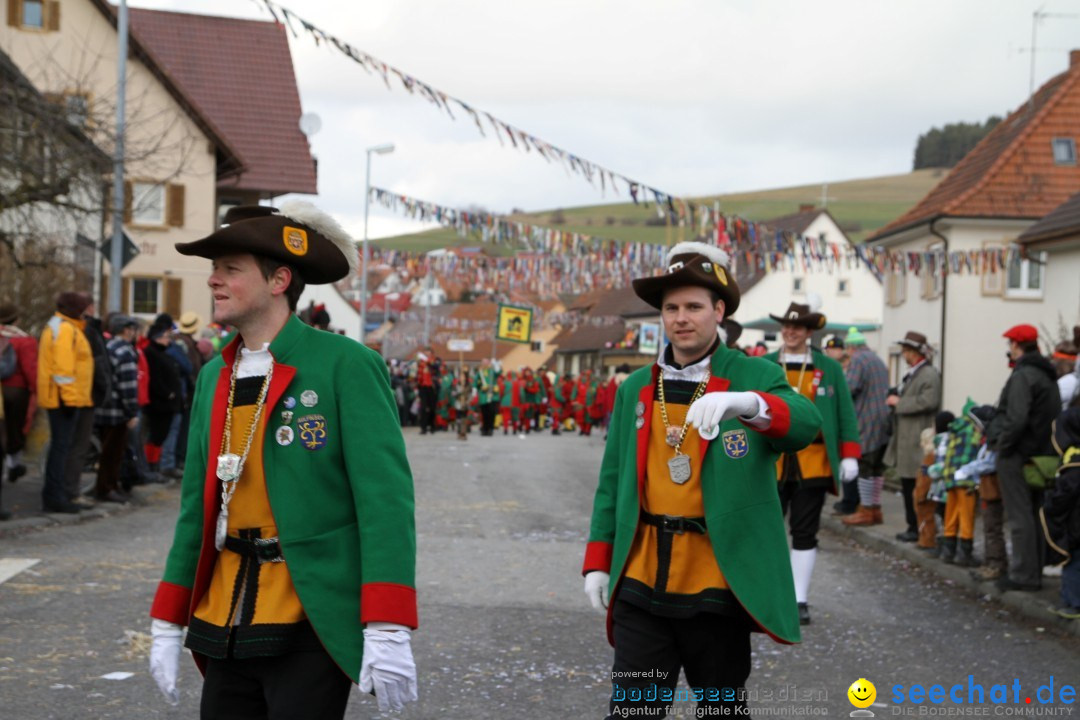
[360,142,395,344]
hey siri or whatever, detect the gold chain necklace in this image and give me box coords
[214,355,273,551]
[657,368,710,453]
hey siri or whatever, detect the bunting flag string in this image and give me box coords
[367,187,1027,288]
[258,0,691,221]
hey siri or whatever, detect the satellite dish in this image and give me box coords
[299,113,322,137]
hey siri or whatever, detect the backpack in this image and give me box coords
[0,338,16,380]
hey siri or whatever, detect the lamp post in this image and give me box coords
[360,142,394,344]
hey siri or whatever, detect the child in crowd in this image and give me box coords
[918,411,955,554]
[1041,407,1080,620]
[933,402,992,566]
[950,406,1004,580]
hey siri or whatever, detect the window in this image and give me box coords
[131,278,160,315]
[886,271,906,307]
[530,340,543,352]
[131,182,166,226]
[837,278,850,296]
[1052,138,1076,166]
[1005,251,1047,299]
[22,1,43,27]
[63,93,90,128]
[792,277,804,294]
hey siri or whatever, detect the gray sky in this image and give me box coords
[131,0,1080,239]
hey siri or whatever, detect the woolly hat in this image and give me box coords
[0,303,17,325]
[175,202,358,285]
[631,241,739,315]
[845,326,867,346]
[56,291,92,319]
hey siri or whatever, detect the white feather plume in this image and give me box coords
[805,291,823,314]
[278,200,359,272]
[666,241,731,270]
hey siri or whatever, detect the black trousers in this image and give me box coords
[94,424,129,497]
[2,385,30,455]
[201,648,352,720]
[608,599,751,719]
[778,480,828,550]
[418,386,437,433]
[480,401,497,435]
[900,476,917,533]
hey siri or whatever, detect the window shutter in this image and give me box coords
[165,278,182,318]
[121,277,131,314]
[46,1,58,31]
[7,1,20,27]
[123,181,132,223]
[166,184,185,227]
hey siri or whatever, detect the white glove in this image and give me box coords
[841,458,860,482]
[685,391,759,430]
[955,467,970,481]
[358,626,418,712]
[584,571,610,611]
[149,619,183,706]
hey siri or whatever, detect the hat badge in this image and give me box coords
[667,261,685,274]
[788,311,799,320]
[702,261,713,272]
[283,226,309,257]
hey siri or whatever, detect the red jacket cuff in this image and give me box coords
[748,392,791,438]
[360,582,418,629]
[150,581,192,625]
[841,441,862,459]
[582,541,613,575]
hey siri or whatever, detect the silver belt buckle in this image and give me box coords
[253,536,285,564]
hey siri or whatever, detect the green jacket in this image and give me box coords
[474,367,497,404]
[583,344,822,645]
[150,316,416,679]
[763,347,862,492]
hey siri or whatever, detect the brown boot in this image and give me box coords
[843,505,879,526]
[871,506,883,525]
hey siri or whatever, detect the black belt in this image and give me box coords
[639,509,707,535]
[224,535,285,564]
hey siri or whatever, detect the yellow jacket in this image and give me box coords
[37,313,94,409]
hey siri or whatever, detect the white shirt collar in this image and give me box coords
[237,342,273,379]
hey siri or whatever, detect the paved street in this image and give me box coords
[1,429,1077,719]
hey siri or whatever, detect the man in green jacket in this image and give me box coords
[582,242,822,718]
[148,203,417,716]
[764,301,861,625]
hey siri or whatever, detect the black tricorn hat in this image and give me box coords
[770,301,827,330]
[631,241,740,315]
[175,202,358,285]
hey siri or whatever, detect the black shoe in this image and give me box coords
[995,577,1042,593]
[895,530,919,543]
[96,490,130,504]
[7,464,26,483]
[797,602,811,625]
[43,501,81,514]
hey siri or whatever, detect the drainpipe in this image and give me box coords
[928,218,948,387]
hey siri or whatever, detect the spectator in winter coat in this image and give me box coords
[0,303,37,485]
[142,324,184,477]
[37,291,94,514]
[985,324,1061,592]
[1041,407,1080,619]
[1052,328,1080,410]
[93,316,141,502]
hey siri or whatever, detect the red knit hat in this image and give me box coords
[1003,324,1038,343]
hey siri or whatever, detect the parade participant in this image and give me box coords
[583,241,822,718]
[436,366,454,431]
[38,291,94,514]
[538,365,553,431]
[454,369,473,440]
[764,299,861,625]
[840,326,891,523]
[0,303,37,486]
[985,324,1060,592]
[475,358,498,436]
[416,351,437,435]
[588,373,608,432]
[148,203,417,716]
[885,331,942,543]
[520,367,538,433]
[575,369,600,436]
[498,370,516,434]
[1040,407,1080,619]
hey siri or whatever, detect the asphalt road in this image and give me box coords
[0,428,1076,719]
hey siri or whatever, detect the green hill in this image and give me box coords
[373,168,946,252]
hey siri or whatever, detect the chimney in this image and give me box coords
[799,204,815,214]
[1072,49,1080,69]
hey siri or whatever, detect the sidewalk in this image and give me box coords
[821,486,1080,638]
[0,462,159,537]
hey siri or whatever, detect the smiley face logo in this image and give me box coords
[847,678,876,709]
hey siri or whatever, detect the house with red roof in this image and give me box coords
[866,49,1080,410]
[2,1,316,324]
